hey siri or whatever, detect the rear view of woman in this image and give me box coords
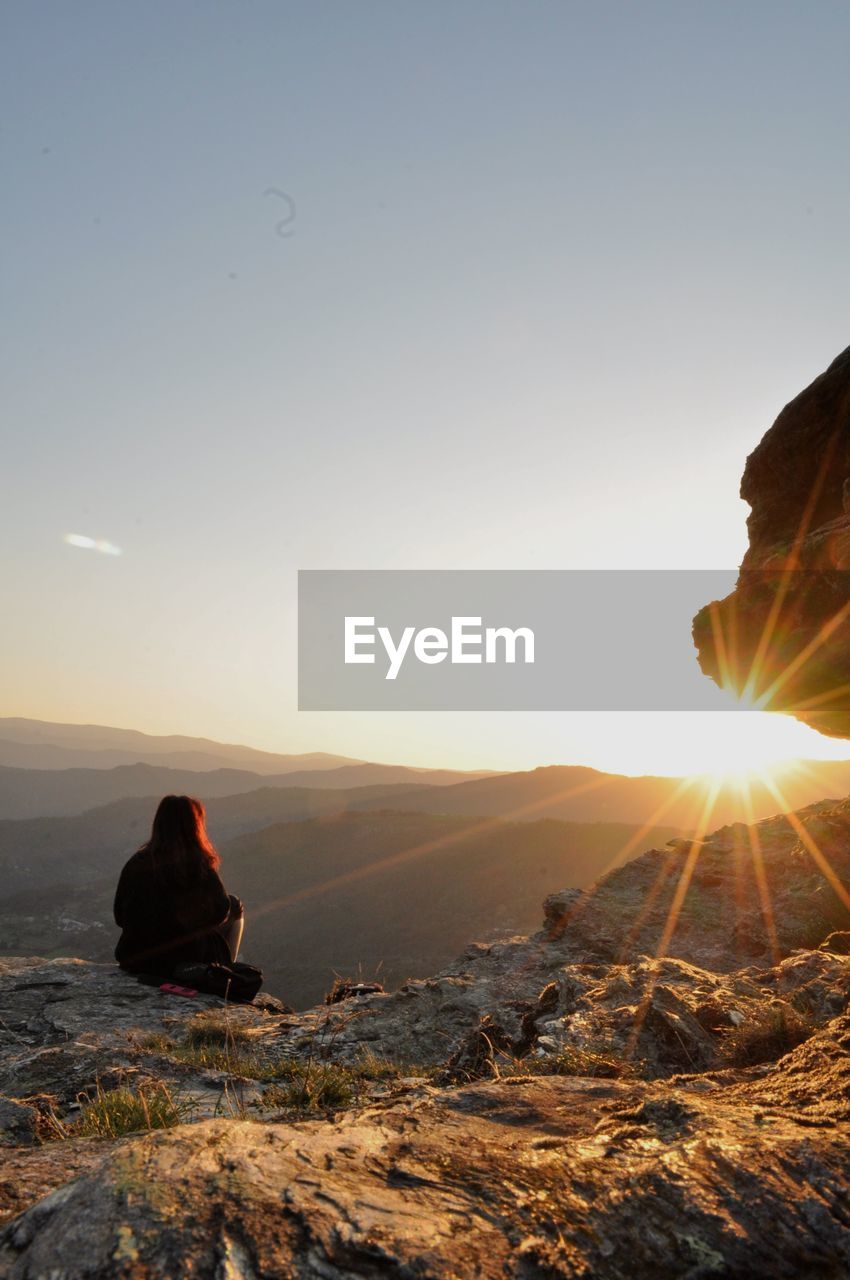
[114,794,244,977]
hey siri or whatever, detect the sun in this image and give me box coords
[562,691,850,782]
[678,689,850,786]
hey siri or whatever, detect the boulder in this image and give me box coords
[694,345,850,735]
[0,1099,36,1147]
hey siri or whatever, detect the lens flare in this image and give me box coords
[63,533,122,557]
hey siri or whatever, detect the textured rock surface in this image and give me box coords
[0,958,288,1116]
[3,1016,850,1279]
[0,1098,36,1147]
[694,345,850,735]
[739,345,850,565]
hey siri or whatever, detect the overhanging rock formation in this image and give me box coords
[694,345,850,736]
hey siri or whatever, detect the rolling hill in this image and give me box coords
[0,762,481,821]
[0,718,360,773]
[0,719,496,783]
[352,762,850,830]
[0,783,440,891]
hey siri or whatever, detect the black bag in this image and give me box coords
[172,959,264,1003]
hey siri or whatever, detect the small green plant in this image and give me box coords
[523,1044,634,1079]
[719,1006,815,1067]
[185,1020,253,1049]
[494,1035,635,1082]
[263,1061,354,1112]
[136,999,431,1122]
[76,1079,193,1138]
[138,1032,174,1054]
[355,1048,404,1082]
[138,1022,280,1081]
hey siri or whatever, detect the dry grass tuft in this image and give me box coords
[719,1005,816,1067]
[75,1079,194,1138]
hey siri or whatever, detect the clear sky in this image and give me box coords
[4,1,850,775]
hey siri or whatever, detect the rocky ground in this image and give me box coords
[1,796,850,1277]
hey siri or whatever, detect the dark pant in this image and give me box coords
[214,894,245,962]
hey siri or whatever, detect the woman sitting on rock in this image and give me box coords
[114,793,244,979]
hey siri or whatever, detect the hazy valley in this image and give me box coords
[5,719,850,1007]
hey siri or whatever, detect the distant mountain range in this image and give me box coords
[362,762,850,831]
[0,764,482,821]
[5,752,850,829]
[0,718,358,773]
[0,719,494,819]
[0,719,494,782]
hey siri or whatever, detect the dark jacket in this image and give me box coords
[114,848,231,976]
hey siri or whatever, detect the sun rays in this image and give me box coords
[246,770,622,928]
[758,771,850,916]
[737,772,781,967]
[618,454,850,1060]
[254,457,850,1067]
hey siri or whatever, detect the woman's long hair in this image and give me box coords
[139,794,220,884]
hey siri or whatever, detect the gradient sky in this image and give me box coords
[4,1,850,774]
